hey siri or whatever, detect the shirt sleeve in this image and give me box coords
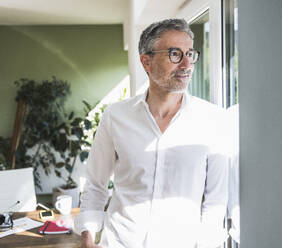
[198,153,229,248]
[74,106,116,240]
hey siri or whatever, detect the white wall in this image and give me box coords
[239,0,282,247]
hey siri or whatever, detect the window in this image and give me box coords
[189,11,210,101]
[223,1,239,248]
[223,0,238,108]
[185,1,239,247]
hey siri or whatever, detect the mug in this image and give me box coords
[55,195,72,215]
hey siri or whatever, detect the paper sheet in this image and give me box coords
[0,217,43,238]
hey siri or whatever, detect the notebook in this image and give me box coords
[39,221,72,234]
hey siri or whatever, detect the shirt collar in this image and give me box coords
[134,88,192,109]
[133,88,148,107]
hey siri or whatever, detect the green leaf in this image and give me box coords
[82,140,91,147]
[55,170,62,177]
[72,127,83,139]
[82,100,93,112]
[71,117,83,127]
[84,119,92,130]
[65,163,73,174]
[68,111,74,120]
[54,133,68,152]
[94,113,100,124]
[108,180,114,189]
[100,104,107,113]
[55,162,65,168]
[79,151,89,162]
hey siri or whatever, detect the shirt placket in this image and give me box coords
[141,101,183,247]
[152,136,165,202]
[145,134,167,247]
[141,103,165,246]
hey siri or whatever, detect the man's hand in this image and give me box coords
[81,230,102,248]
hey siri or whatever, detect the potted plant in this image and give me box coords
[51,101,111,207]
[13,77,121,207]
[14,77,71,189]
[51,101,94,207]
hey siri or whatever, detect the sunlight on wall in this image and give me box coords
[93,74,130,111]
[11,27,89,84]
[78,75,131,193]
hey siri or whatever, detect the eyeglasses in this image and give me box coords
[146,47,200,64]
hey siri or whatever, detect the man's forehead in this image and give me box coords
[155,30,193,48]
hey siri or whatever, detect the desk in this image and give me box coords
[0,208,81,248]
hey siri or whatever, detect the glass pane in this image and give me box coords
[223,0,240,248]
[189,11,210,102]
[224,0,238,107]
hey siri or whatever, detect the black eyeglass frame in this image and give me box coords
[146,47,200,64]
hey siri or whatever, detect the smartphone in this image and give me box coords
[39,210,54,220]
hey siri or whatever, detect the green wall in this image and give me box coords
[0,25,128,137]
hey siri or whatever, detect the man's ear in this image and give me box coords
[140,54,151,74]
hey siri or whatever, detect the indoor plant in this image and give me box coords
[51,101,108,207]
[12,77,118,207]
[51,101,93,207]
[14,77,70,189]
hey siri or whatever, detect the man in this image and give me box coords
[75,19,228,248]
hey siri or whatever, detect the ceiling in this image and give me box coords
[136,0,190,25]
[0,0,190,25]
[0,0,128,25]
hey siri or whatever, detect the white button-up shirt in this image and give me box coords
[74,91,228,248]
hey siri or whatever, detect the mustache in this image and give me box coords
[172,69,192,77]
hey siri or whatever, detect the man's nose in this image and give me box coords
[178,55,192,69]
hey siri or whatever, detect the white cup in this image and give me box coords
[55,195,72,215]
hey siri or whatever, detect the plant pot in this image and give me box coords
[52,186,80,208]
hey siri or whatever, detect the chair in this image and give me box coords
[0,167,37,212]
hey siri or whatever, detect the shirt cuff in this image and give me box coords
[74,210,105,240]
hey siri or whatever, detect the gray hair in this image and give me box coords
[138,18,194,55]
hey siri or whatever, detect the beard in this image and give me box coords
[151,68,193,93]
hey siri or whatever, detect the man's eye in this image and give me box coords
[171,51,180,57]
[187,52,194,57]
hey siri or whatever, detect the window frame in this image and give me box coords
[179,2,240,247]
[177,0,223,106]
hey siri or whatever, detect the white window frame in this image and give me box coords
[177,0,223,107]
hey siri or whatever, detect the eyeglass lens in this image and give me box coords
[169,48,198,64]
